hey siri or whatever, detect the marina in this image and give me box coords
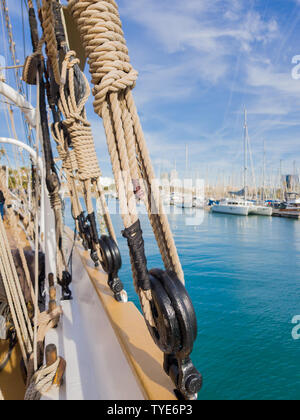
[66,200,300,401]
[0,0,299,403]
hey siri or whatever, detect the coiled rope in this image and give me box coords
[51,49,117,245]
[68,0,184,321]
[24,357,60,400]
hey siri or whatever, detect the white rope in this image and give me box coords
[24,358,60,400]
[0,217,33,367]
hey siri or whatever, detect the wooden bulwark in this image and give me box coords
[0,340,25,400]
[0,220,27,400]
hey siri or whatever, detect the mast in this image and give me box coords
[262,140,266,202]
[293,160,297,192]
[244,108,248,202]
[280,159,284,200]
[185,144,189,174]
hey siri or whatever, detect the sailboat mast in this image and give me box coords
[185,144,189,174]
[244,109,248,202]
[263,140,266,202]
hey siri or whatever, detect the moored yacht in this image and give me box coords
[247,202,273,216]
[211,198,249,216]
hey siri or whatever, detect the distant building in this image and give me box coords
[282,175,299,190]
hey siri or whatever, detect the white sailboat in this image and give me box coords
[212,110,251,216]
[212,110,272,217]
[212,198,249,215]
[248,203,273,216]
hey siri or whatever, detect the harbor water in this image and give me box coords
[64,198,300,400]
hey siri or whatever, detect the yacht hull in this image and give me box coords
[249,206,272,216]
[211,205,249,216]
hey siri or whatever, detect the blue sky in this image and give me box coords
[1,0,300,185]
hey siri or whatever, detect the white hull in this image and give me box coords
[211,204,249,216]
[249,206,272,216]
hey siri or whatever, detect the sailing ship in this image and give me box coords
[0,0,202,401]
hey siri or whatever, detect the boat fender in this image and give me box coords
[99,235,125,302]
[147,269,202,400]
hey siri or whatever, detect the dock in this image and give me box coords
[272,210,300,219]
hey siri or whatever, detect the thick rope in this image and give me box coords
[41,0,61,85]
[59,52,101,182]
[26,306,63,386]
[53,51,118,242]
[68,1,185,293]
[24,357,60,400]
[0,217,33,366]
[0,174,37,307]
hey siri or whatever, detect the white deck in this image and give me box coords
[43,236,144,401]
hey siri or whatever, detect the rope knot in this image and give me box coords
[68,0,139,115]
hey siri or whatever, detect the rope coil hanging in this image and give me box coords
[54,51,126,300]
[68,0,184,284]
[68,0,202,399]
[59,51,101,182]
[37,1,125,299]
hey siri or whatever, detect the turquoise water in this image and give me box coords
[64,199,300,400]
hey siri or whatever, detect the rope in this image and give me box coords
[26,306,63,386]
[0,173,37,307]
[0,216,33,367]
[59,52,101,182]
[41,0,61,85]
[68,1,185,297]
[52,50,118,243]
[0,182,63,388]
[24,357,60,400]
